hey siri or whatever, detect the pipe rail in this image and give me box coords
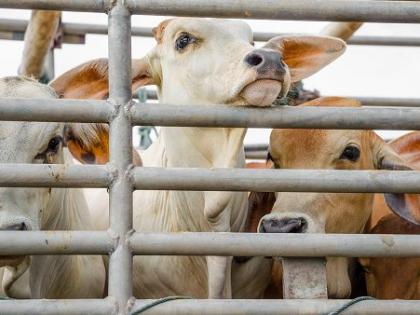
[3,99,420,130]
[4,18,420,48]
[0,1,420,23]
[0,231,419,257]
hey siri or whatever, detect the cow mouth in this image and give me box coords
[239,79,282,107]
[0,255,26,267]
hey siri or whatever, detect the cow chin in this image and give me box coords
[0,255,26,268]
[240,79,282,107]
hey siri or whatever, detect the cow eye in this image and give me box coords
[34,136,63,163]
[47,136,62,153]
[175,33,196,51]
[340,145,360,162]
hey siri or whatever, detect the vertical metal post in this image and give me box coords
[107,1,134,315]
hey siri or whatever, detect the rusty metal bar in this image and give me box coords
[0,231,113,255]
[129,232,420,257]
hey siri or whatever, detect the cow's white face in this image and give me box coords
[0,77,64,267]
[144,18,345,107]
[151,18,285,106]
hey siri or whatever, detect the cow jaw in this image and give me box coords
[239,79,282,107]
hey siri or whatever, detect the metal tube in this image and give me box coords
[129,232,420,257]
[0,164,110,188]
[0,0,106,12]
[0,231,113,255]
[107,2,134,315]
[0,299,115,315]
[131,299,420,315]
[126,0,420,23]
[132,168,420,193]
[0,98,112,123]
[355,96,420,107]
[130,103,420,130]
[4,19,420,48]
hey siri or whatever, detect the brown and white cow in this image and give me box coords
[358,131,420,299]
[49,18,346,298]
[0,77,106,298]
[240,97,420,298]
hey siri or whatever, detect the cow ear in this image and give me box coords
[263,35,346,82]
[50,56,157,99]
[373,134,420,225]
[64,123,142,166]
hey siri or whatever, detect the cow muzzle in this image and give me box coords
[239,49,288,107]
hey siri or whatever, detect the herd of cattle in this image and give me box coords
[0,17,419,301]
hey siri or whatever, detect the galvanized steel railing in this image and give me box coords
[0,1,420,314]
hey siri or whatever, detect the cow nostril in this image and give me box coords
[245,53,264,67]
[261,217,308,233]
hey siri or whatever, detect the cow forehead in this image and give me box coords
[163,18,253,43]
[270,129,366,158]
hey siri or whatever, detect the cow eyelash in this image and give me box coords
[175,32,197,51]
[34,136,63,163]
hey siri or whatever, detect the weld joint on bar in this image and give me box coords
[107,229,120,254]
[105,295,119,315]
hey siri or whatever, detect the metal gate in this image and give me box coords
[0,0,420,314]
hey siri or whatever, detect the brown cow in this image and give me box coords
[242,97,420,298]
[358,132,420,299]
[359,213,420,299]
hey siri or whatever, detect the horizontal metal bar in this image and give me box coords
[355,96,420,107]
[2,0,419,23]
[126,0,420,23]
[0,299,115,315]
[0,164,110,188]
[0,231,113,255]
[131,103,420,130]
[244,144,269,152]
[4,19,420,48]
[0,98,112,123]
[132,168,420,193]
[245,151,268,160]
[0,0,106,12]
[129,232,420,257]
[132,299,420,315]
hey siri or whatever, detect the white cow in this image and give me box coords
[0,77,105,298]
[50,18,346,298]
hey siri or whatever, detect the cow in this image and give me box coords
[49,18,346,299]
[359,213,420,299]
[0,76,106,298]
[239,97,420,298]
[358,131,420,299]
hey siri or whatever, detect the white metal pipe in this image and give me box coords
[107,2,134,314]
[131,299,420,315]
[0,299,115,315]
[130,103,420,130]
[129,232,420,257]
[0,98,112,123]
[0,0,106,12]
[126,0,420,23]
[132,168,420,193]
[0,164,110,188]
[4,19,420,47]
[0,231,113,255]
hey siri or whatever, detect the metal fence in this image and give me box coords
[1,0,420,314]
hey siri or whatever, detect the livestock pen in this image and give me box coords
[0,0,420,314]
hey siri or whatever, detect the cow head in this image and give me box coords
[0,76,121,268]
[51,18,345,109]
[250,97,419,297]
